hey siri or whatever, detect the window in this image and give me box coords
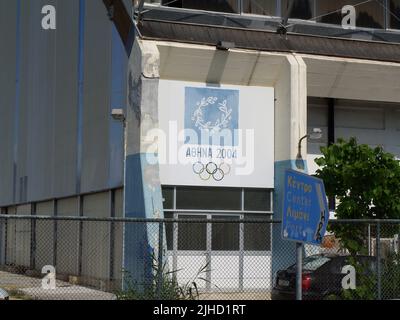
[164,212,174,250]
[390,0,400,29]
[244,215,271,251]
[162,186,174,209]
[163,187,273,252]
[242,0,277,16]
[161,0,239,13]
[244,188,271,211]
[176,187,241,210]
[177,215,207,250]
[282,0,314,20]
[211,215,240,250]
[316,0,385,29]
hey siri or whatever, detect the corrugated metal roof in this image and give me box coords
[138,19,400,64]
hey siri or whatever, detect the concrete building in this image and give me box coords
[1,0,400,292]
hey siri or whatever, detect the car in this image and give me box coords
[271,253,378,300]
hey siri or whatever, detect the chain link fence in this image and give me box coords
[0,215,399,300]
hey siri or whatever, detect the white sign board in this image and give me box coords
[157,80,274,188]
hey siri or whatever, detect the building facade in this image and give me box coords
[1,0,400,291]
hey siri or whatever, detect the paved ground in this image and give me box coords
[199,291,272,300]
[1,271,271,300]
[0,271,116,300]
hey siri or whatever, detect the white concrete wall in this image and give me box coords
[15,205,32,268]
[81,192,111,282]
[307,98,400,175]
[5,207,17,265]
[35,201,55,269]
[335,100,400,159]
[56,197,80,276]
[304,55,400,103]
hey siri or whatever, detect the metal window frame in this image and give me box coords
[164,185,273,292]
[143,0,399,34]
[165,186,274,214]
[163,186,274,249]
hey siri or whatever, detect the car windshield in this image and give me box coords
[301,256,331,271]
[287,255,331,271]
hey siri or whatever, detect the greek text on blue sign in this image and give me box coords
[282,169,329,245]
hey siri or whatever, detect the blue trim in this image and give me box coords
[123,153,164,290]
[109,25,126,187]
[124,154,164,219]
[76,0,85,194]
[13,0,21,204]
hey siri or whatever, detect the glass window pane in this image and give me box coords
[142,0,161,5]
[316,0,384,29]
[244,215,271,251]
[161,0,239,13]
[244,189,271,211]
[390,0,400,29]
[164,212,174,250]
[176,187,241,210]
[178,215,207,250]
[282,0,314,20]
[211,215,240,251]
[162,186,174,209]
[242,0,276,16]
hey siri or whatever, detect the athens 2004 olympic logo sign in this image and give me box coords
[192,161,231,181]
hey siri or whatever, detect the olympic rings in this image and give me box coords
[193,161,205,175]
[206,162,218,175]
[192,161,231,181]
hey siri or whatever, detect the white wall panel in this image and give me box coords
[81,192,111,281]
[35,201,55,268]
[15,205,31,267]
[56,197,80,275]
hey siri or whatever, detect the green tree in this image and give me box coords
[315,137,400,220]
[314,138,400,299]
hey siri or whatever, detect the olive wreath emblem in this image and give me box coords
[192,96,233,135]
[190,96,233,181]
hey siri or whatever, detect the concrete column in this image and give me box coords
[272,54,308,281]
[123,39,164,290]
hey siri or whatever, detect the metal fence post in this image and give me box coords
[3,215,7,265]
[53,200,58,268]
[376,221,382,300]
[0,217,3,265]
[296,242,303,300]
[30,203,36,270]
[157,221,164,300]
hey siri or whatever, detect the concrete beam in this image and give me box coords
[123,38,164,290]
[272,54,308,282]
[303,54,400,103]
